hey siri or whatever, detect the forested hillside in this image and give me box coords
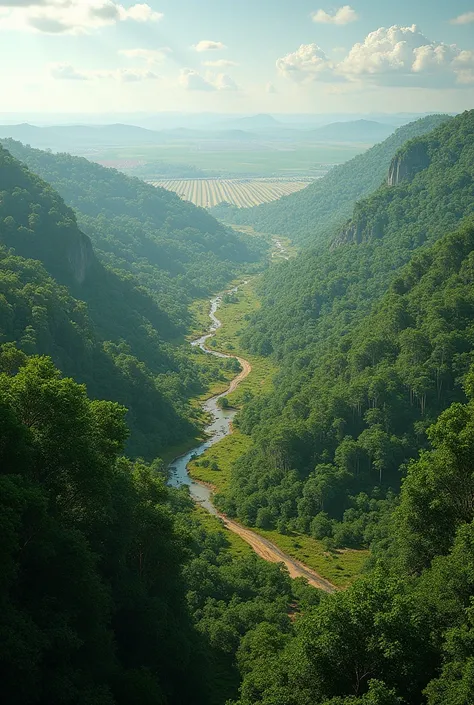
[217,110,474,539]
[0,352,305,705]
[212,114,449,246]
[0,144,262,458]
[1,139,265,329]
[205,108,474,705]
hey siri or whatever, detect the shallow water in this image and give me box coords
[168,239,287,512]
[167,285,241,513]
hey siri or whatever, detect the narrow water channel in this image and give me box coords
[167,283,242,512]
[168,238,287,511]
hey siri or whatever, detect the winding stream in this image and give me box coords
[168,238,288,508]
[167,283,243,511]
[167,243,337,593]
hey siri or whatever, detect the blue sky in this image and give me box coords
[1,0,474,114]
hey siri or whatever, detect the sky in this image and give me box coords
[1,0,474,115]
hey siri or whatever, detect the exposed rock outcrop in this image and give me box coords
[66,230,95,284]
[387,141,431,186]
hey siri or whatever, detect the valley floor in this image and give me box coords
[187,269,368,589]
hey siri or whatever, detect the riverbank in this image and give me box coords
[187,275,368,589]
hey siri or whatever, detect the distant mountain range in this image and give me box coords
[307,119,395,143]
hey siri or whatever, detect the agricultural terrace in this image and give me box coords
[149,177,313,208]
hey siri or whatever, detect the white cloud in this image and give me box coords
[0,0,163,34]
[193,40,226,52]
[119,48,171,64]
[179,68,238,92]
[50,62,160,82]
[214,73,238,91]
[277,25,474,88]
[202,59,238,67]
[311,5,358,25]
[338,25,473,86]
[179,68,216,91]
[450,11,474,25]
[276,44,335,82]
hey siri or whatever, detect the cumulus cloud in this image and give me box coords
[50,62,159,82]
[193,40,226,52]
[0,0,163,34]
[179,68,238,92]
[450,11,474,25]
[277,25,474,87]
[311,5,358,25]
[119,48,171,64]
[179,68,216,91]
[214,73,238,91]
[276,44,335,82]
[202,59,238,67]
[338,24,474,86]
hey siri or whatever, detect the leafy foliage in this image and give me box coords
[217,111,474,545]
[2,138,266,329]
[0,143,264,457]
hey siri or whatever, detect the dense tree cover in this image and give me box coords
[1,139,265,329]
[216,111,474,543]
[229,390,474,704]
[0,143,262,457]
[0,351,309,705]
[0,352,208,705]
[212,114,449,247]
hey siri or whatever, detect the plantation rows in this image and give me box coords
[150,178,309,208]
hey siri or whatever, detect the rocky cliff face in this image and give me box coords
[387,141,431,186]
[331,218,385,249]
[66,230,95,284]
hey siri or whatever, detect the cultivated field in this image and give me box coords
[149,178,313,208]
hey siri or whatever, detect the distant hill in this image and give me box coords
[212,114,451,247]
[308,119,395,143]
[0,123,164,150]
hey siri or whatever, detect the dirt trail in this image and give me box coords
[217,512,337,593]
[203,347,336,592]
[227,356,252,393]
[191,270,338,594]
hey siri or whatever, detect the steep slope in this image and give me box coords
[0,145,235,458]
[1,139,265,329]
[212,114,450,246]
[216,109,474,545]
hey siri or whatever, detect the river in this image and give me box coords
[167,283,243,512]
[167,244,337,593]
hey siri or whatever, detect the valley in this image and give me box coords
[2,108,474,705]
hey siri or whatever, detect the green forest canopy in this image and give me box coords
[2,111,474,705]
[0,143,265,458]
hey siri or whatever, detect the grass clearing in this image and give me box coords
[209,277,278,406]
[193,505,253,560]
[189,430,253,494]
[252,528,369,588]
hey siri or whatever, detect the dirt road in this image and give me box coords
[193,281,338,594]
[227,356,252,394]
[218,512,337,593]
